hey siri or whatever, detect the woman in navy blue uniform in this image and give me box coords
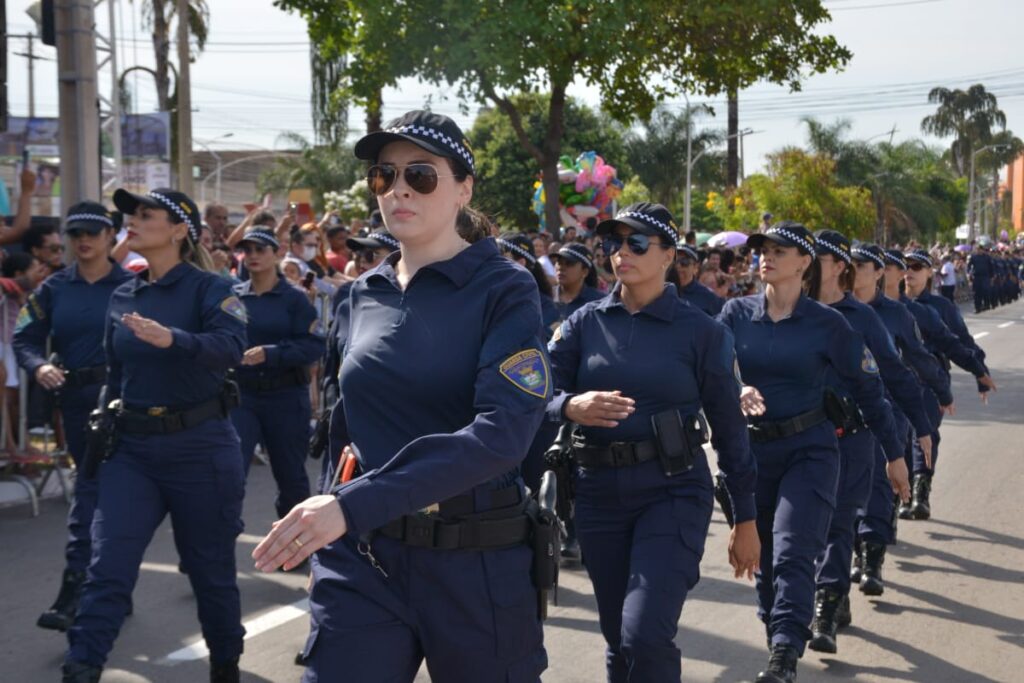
[230,227,322,520]
[546,202,759,682]
[804,231,927,654]
[253,111,550,682]
[497,231,560,339]
[14,202,131,634]
[674,243,724,316]
[898,248,995,519]
[62,188,247,683]
[551,242,603,319]
[717,222,900,683]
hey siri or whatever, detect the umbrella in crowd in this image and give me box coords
[954,244,972,253]
[694,231,713,246]
[708,231,750,248]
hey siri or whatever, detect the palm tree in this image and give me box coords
[920,84,1006,177]
[310,47,349,146]
[135,0,210,111]
[973,129,1024,238]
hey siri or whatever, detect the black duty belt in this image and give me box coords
[573,438,660,468]
[748,407,829,443]
[376,486,527,551]
[62,365,106,390]
[235,367,309,393]
[116,393,237,435]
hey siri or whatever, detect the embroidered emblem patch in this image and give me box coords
[220,296,248,323]
[861,348,879,374]
[549,322,564,344]
[499,349,550,398]
[14,305,33,333]
[28,293,45,320]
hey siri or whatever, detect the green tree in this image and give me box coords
[921,84,1006,177]
[275,0,850,233]
[257,133,363,214]
[468,95,629,229]
[134,0,210,112]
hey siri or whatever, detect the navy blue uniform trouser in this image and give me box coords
[231,385,311,518]
[856,413,911,547]
[61,384,102,573]
[815,429,874,596]
[753,422,839,655]
[905,390,941,477]
[301,520,547,682]
[575,456,713,683]
[973,277,990,311]
[66,418,246,667]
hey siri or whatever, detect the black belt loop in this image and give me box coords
[116,388,235,435]
[748,407,829,443]
[573,438,660,469]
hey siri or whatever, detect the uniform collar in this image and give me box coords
[373,237,496,289]
[234,274,291,297]
[67,259,128,284]
[829,292,857,309]
[130,262,193,292]
[751,292,814,322]
[596,282,677,322]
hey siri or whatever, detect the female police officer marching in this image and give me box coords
[717,222,901,683]
[61,188,247,683]
[252,111,551,682]
[230,226,322,520]
[805,230,928,654]
[551,242,603,319]
[13,202,131,633]
[546,202,759,682]
[497,231,560,339]
[675,242,725,316]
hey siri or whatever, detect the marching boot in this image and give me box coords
[836,593,852,629]
[860,541,886,596]
[850,542,863,584]
[756,644,799,683]
[560,517,581,565]
[910,474,932,520]
[38,569,86,632]
[210,658,240,683]
[808,588,841,654]
[61,661,102,683]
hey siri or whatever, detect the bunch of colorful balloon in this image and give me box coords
[531,151,624,231]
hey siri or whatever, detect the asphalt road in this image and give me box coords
[2,299,1022,682]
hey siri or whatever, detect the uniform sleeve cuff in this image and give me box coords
[546,392,574,423]
[262,345,280,367]
[731,494,757,525]
[883,439,905,463]
[170,328,198,357]
[333,475,390,539]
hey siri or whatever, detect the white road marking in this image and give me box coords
[997,321,1015,328]
[159,598,310,664]
[973,332,990,340]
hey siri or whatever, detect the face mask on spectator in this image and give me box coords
[302,246,317,261]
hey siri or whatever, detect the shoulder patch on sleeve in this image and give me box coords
[28,293,45,320]
[549,322,564,344]
[861,348,879,374]
[220,295,248,323]
[14,305,33,332]
[499,349,550,398]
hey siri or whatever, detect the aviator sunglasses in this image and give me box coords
[366,163,459,196]
[907,262,929,272]
[602,232,666,257]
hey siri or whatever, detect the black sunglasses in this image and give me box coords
[677,257,696,267]
[602,233,665,257]
[907,262,929,272]
[67,229,101,239]
[356,248,383,262]
[366,163,458,196]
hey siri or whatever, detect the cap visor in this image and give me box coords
[354,131,455,165]
[112,189,160,217]
[346,236,384,251]
[746,233,794,251]
[64,222,106,234]
[595,217,660,237]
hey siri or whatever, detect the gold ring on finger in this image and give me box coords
[293,538,304,549]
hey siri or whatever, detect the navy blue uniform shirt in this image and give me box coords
[827,293,931,451]
[899,294,985,379]
[717,294,902,461]
[552,284,603,320]
[968,252,992,278]
[233,277,322,381]
[14,261,131,375]
[912,290,987,369]
[331,239,551,538]
[546,283,757,523]
[104,263,247,409]
[868,292,952,406]
[679,278,725,317]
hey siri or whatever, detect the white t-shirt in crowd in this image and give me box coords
[538,254,556,277]
[940,261,957,286]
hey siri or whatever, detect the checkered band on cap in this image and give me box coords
[851,246,885,269]
[618,210,677,243]
[241,229,279,250]
[906,250,933,267]
[66,213,114,228]
[883,250,908,270]
[677,244,700,262]
[558,245,593,270]
[817,237,851,264]
[496,238,537,266]
[386,124,475,174]
[766,227,816,257]
[373,232,401,251]
[148,192,199,241]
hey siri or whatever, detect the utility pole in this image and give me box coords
[11,33,46,119]
[175,0,193,194]
[55,0,100,208]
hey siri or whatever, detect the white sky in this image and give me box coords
[4,0,1024,174]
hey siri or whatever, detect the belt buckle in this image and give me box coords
[420,503,440,514]
[148,406,167,416]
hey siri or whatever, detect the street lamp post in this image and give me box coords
[195,133,233,203]
[968,144,1008,240]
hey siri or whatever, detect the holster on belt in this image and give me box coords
[528,470,561,620]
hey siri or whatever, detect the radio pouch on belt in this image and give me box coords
[651,409,705,477]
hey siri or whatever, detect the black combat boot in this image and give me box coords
[836,593,852,628]
[560,517,581,565]
[910,474,931,520]
[210,658,240,683]
[62,661,102,683]
[850,542,863,584]
[756,644,799,683]
[808,588,841,654]
[860,541,886,596]
[38,569,86,632]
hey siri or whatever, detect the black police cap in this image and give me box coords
[551,243,595,270]
[813,229,852,264]
[850,243,886,269]
[238,227,280,251]
[882,249,908,270]
[112,187,202,244]
[747,221,817,257]
[596,202,679,245]
[905,248,934,268]
[496,233,538,266]
[65,201,115,234]
[347,229,400,253]
[354,110,475,177]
